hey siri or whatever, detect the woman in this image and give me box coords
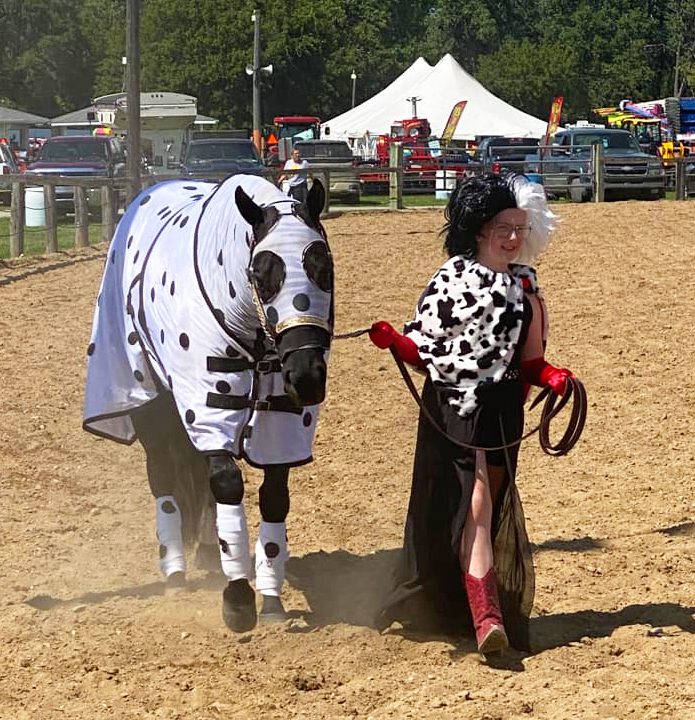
[369,172,575,656]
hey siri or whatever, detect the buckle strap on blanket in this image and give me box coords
[206,356,281,373]
[206,392,302,415]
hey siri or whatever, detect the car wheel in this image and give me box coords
[569,177,591,203]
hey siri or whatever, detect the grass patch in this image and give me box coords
[0,215,105,259]
[341,194,449,209]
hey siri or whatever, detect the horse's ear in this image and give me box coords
[235,186,264,227]
[306,180,325,225]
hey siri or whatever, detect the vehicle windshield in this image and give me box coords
[277,124,318,141]
[186,142,261,164]
[40,140,108,162]
[573,133,641,151]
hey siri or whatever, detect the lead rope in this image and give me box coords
[287,319,587,455]
[387,348,586,456]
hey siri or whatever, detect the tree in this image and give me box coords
[0,0,94,114]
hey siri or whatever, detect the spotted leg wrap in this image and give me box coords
[216,504,252,581]
[255,521,289,597]
[156,495,186,577]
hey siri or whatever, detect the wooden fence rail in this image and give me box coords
[5,146,690,259]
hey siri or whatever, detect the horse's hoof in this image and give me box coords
[222,579,257,633]
[194,543,222,573]
[259,595,286,624]
[164,571,187,596]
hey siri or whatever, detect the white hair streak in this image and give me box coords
[508,174,558,266]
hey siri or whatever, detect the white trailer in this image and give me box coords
[93,92,198,176]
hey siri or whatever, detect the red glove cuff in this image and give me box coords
[369,321,426,370]
[521,356,573,394]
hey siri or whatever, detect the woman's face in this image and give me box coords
[477,207,529,272]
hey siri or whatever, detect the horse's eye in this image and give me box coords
[251,251,286,302]
[302,241,333,293]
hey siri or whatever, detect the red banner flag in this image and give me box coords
[441,101,468,143]
[541,96,564,157]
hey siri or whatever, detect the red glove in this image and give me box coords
[369,321,426,370]
[521,356,574,395]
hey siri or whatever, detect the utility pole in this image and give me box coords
[125,0,141,204]
[252,9,262,154]
[674,42,681,98]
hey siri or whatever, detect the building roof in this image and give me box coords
[50,106,99,127]
[0,106,51,128]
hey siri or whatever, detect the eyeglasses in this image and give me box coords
[491,223,532,241]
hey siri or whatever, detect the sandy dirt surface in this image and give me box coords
[0,200,694,720]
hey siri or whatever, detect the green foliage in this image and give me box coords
[0,0,94,115]
[1,0,694,128]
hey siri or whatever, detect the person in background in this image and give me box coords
[278,147,311,203]
[369,172,578,659]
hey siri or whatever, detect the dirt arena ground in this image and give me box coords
[0,200,694,720]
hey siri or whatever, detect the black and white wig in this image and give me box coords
[442,172,557,266]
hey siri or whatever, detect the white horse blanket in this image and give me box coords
[83,175,331,466]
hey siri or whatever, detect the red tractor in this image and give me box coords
[265,115,321,165]
[362,116,470,194]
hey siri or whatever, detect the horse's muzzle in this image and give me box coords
[282,348,327,406]
[276,325,330,407]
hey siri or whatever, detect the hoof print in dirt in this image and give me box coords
[222,579,257,632]
[259,595,287,624]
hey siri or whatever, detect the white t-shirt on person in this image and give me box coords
[283,158,309,187]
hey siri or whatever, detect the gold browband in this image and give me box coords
[275,315,332,335]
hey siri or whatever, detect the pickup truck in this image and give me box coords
[24,135,128,215]
[537,127,665,201]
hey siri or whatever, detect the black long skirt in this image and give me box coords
[376,378,535,651]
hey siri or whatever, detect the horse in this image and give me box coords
[83,174,333,632]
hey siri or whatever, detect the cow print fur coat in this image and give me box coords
[403,257,544,418]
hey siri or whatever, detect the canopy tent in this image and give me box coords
[324,54,547,141]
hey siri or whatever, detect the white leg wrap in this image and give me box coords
[255,521,289,597]
[216,503,252,581]
[156,495,186,577]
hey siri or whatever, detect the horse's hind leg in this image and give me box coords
[256,464,290,623]
[130,395,187,591]
[208,455,256,632]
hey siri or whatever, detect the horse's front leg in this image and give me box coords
[209,455,256,632]
[256,464,291,623]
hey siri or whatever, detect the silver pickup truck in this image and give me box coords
[537,127,665,202]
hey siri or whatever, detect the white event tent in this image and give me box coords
[324,54,547,142]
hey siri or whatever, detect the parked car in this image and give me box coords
[475,136,540,174]
[542,127,665,202]
[180,137,265,181]
[24,135,127,215]
[292,139,361,204]
[0,139,20,205]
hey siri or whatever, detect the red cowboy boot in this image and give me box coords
[464,568,509,655]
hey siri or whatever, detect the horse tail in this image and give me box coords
[131,391,213,550]
[169,434,212,549]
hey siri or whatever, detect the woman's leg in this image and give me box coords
[460,451,508,654]
[460,453,507,575]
